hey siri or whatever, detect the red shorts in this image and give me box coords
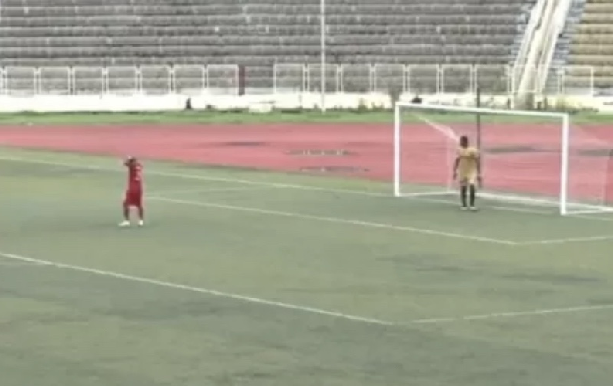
[124,189,143,207]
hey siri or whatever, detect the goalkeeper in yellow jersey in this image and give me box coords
[453,135,481,211]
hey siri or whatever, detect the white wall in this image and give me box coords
[0,92,604,114]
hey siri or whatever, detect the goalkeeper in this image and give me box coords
[453,135,481,211]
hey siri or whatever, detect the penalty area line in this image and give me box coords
[411,196,552,215]
[518,234,613,246]
[414,196,613,223]
[150,195,518,245]
[0,155,389,198]
[1,155,518,246]
[410,303,613,324]
[0,251,393,327]
[572,214,613,222]
[5,155,613,225]
[0,261,46,267]
[3,251,610,326]
[148,185,278,196]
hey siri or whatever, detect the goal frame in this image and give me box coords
[392,102,602,216]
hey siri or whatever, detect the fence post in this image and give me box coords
[238,65,246,96]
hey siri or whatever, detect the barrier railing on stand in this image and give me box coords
[272,64,307,94]
[550,65,595,97]
[0,64,599,97]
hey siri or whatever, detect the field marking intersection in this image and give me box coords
[1,251,612,328]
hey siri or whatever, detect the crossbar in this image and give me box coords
[396,102,568,119]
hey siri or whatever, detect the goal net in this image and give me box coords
[394,102,613,215]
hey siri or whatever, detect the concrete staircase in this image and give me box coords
[543,0,587,94]
[511,2,537,60]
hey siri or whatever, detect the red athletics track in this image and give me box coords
[1,123,613,201]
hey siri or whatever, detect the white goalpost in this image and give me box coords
[393,102,613,216]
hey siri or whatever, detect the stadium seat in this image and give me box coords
[0,0,535,93]
[567,0,613,92]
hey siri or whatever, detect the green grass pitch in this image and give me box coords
[1,111,613,386]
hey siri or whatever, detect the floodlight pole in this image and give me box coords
[320,0,326,113]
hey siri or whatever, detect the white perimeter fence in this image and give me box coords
[0,63,597,97]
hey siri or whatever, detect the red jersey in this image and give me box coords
[127,161,143,191]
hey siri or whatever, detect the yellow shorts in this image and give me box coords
[459,171,478,185]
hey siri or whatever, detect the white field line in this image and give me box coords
[2,251,611,326]
[0,261,46,267]
[419,196,613,222]
[149,186,277,196]
[572,214,613,222]
[410,303,613,324]
[150,195,518,245]
[4,155,612,244]
[394,195,613,238]
[0,155,389,197]
[412,196,552,215]
[519,235,613,246]
[398,191,453,198]
[156,194,612,246]
[0,251,394,326]
[5,154,613,222]
[0,154,585,218]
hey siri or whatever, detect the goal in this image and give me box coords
[393,102,613,215]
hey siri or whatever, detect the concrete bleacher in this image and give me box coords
[567,0,613,94]
[0,0,535,93]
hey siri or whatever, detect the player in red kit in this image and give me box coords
[119,157,145,227]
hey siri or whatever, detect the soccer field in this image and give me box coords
[1,111,613,386]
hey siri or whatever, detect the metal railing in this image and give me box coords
[272,63,596,96]
[0,63,597,97]
[0,64,240,96]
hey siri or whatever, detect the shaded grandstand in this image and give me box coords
[0,0,536,94]
[567,0,613,95]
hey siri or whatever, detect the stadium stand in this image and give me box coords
[0,0,536,93]
[566,0,613,94]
